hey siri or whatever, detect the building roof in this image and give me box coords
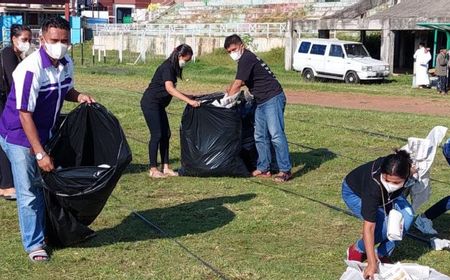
[371,0,450,19]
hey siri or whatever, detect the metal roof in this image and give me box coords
[371,0,450,19]
[417,22,450,32]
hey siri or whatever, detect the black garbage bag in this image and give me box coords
[179,93,249,177]
[239,97,258,172]
[42,103,132,246]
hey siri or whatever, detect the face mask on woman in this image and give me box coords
[16,41,30,54]
[179,59,187,68]
[44,40,69,60]
[380,175,404,193]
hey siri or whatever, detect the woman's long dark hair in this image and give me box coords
[10,24,31,44]
[167,44,193,79]
[380,149,412,180]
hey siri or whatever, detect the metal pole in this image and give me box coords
[81,43,84,65]
[432,29,438,68]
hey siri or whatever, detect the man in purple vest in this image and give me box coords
[0,16,94,262]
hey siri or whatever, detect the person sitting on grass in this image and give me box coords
[342,150,415,279]
[414,196,450,235]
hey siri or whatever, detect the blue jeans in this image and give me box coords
[437,76,448,93]
[341,180,414,257]
[0,136,46,253]
[254,93,291,172]
[424,196,450,220]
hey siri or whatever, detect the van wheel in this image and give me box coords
[302,69,315,82]
[344,71,360,84]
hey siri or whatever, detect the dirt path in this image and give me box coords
[285,91,450,117]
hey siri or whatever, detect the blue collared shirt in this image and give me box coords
[0,47,74,148]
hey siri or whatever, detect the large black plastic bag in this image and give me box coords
[238,97,258,172]
[42,103,132,246]
[179,93,249,177]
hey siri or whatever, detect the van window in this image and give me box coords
[310,44,326,55]
[329,44,344,57]
[298,41,311,53]
[344,44,370,58]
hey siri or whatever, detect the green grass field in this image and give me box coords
[0,49,449,279]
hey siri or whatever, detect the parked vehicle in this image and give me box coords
[293,38,390,83]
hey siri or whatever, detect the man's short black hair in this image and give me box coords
[224,34,243,49]
[41,16,70,33]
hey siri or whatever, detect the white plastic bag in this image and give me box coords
[387,209,404,241]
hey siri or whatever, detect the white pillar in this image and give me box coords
[284,19,294,71]
[380,21,395,73]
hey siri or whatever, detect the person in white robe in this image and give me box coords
[413,43,432,88]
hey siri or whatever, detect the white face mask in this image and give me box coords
[380,175,404,193]
[16,41,30,53]
[44,40,68,60]
[179,59,187,68]
[229,49,243,61]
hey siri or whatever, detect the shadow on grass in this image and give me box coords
[290,148,337,178]
[81,193,256,247]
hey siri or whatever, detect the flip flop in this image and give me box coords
[28,249,49,263]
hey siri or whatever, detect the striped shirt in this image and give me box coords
[0,47,74,148]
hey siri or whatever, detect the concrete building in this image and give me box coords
[289,0,450,72]
[81,1,174,23]
[0,0,68,28]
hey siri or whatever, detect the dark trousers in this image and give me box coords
[141,105,171,168]
[0,101,13,189]
[424,196,450,220]
[437,75,448,93]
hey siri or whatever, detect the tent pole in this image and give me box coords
[433,29,438,67]
[446,31,450,50]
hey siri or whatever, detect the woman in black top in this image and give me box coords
[0,24,31,199]
[141,44,200,178]
[342,150,414,279]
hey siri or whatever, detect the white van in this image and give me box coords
[293,38,390,83]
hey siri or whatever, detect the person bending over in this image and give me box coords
[342,150,415,279]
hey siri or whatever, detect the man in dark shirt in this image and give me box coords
[224,34,291,182]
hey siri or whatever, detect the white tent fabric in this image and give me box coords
[401,126,448,211]
[340,260,450,280]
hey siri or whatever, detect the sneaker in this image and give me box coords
[414,215,438,235]
[347,244,366,262]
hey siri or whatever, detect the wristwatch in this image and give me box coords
[35,152,46,161]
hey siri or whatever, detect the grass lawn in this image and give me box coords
[72,45,441,99]
[0,50,449,279]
